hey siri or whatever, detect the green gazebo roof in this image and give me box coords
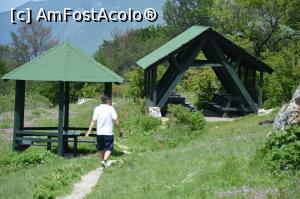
[137,26,273,73]
[137,26,210,69]
[2,42,123,83]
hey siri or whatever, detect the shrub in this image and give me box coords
[179,68,220,109]
[167,104,206,131]
[255,125,300,174]
[25,92,51,109]
[33,164,84,199]
[0,148,58,175]
[80,82,103,98]
[123,115,161,136]
[0,94,14,113]
[124,66,144,101]
[189,111,206,131]
[263,45,300,108]
[139,115,161,132]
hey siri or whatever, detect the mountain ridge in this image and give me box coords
[0,0,164,54]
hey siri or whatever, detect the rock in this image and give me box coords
[258,108,274,116]
[273,85,300,130]
[148,106,162,118]
[77,98,94,105]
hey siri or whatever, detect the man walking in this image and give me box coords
[85,95,123,168]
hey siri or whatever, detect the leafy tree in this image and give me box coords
[263,41,300,108]
[211,0,300,57]
[163,0,213,34]
[0,45,9,60]
[124,66,144,101]
[94,26,169,74]
[10,21,58,64]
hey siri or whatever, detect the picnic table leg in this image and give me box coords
[73,136,78,157]
[222,100,231,118]
[63,136,68,153]
[47,136,51,151]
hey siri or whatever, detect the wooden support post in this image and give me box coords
[235,56,242,70]
[238,65,242,79]
[258,70,264,108]
[245,67,249,90]
[47,136,52,151]
[12,80,25,151]
[156,36,208,108]
[57,82,65,156]
[104,82,112,98]
[144,70,148,97]
[209,38,258,113]
[64,82,69,132]
[252,70,256,100]
[151,66,157,105]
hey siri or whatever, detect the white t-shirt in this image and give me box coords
[92,104,117,135]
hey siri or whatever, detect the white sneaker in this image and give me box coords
[101,160,106,168]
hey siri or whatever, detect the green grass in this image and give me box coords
[85,112,300,199]
[0,98,126,199]
[1,98,299,198]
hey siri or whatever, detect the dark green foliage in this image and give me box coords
[163,0,213,34]
[138,116,161,132]
[256,125,300,174]
[0,58,13,95]
[211,0,300,57]
[0,93,14,113]
[94,26,169,74]
[124,66,144,100]
[80,83,103,98]
[0,148,58,175]
[180,68,220,109]
[188,111,206,131]
[168,104,206,131]
[34,82,103,105]
[0,92,51,113]
[123,115,160,135]
[263,44,300,108]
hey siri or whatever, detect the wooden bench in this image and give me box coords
[204,93,251,117]
[15,131,83,156]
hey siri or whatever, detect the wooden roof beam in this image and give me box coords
[191,60,223,68]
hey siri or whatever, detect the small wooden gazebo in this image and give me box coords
[137,26,273,116]
[2,42,123,156]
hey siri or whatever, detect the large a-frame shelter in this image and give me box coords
[137,26,273,115]
[2,42,123,156]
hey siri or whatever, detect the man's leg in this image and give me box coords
[98,151,105,161]
[103,150,111,161]
[102,135,113,166]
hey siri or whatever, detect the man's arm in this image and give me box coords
[85,120,96,137]
[114,119,123,138]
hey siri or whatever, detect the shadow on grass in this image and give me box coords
[48,143,125,158]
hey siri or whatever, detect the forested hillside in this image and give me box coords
[1,0,299,110]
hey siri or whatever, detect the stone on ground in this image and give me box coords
[273,85,300,130]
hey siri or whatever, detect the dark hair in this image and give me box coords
[101,95,111,104]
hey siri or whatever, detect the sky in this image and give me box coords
[0,0,43,12]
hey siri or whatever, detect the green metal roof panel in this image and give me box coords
[1,42,123,83]
[137,26,273,73]
[137,26,210,69]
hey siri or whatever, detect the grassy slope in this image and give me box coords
[86,113,300,199]
[0,99,123,199]
[1,99,299,198]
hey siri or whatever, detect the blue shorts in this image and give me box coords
[96,135,114,151]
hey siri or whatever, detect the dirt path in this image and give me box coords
[205,117,234,122]
[57,142,130,199]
